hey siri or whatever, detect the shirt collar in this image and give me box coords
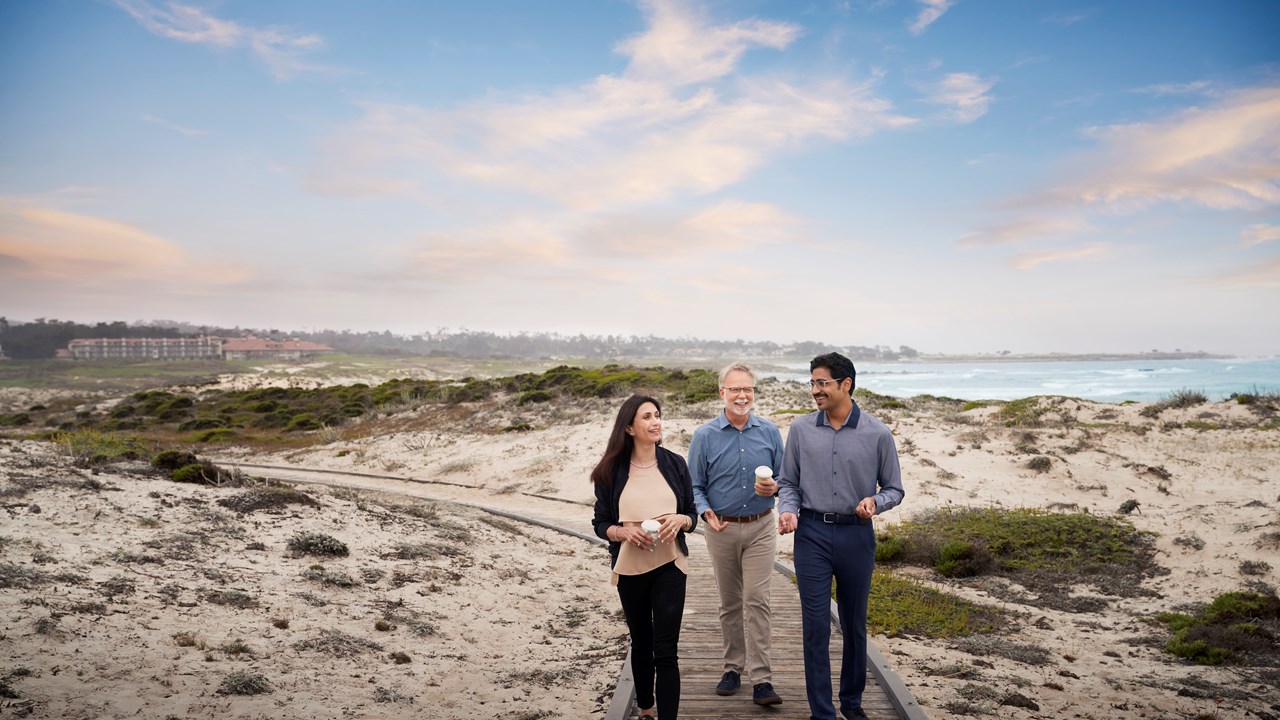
[716,410,759,430]
[816,401,860,429]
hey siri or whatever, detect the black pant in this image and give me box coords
[617,560,687,719]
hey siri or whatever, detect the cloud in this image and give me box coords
[908,0,952,35]
[140,114,211,137]
[1241,223,1280,247]
[1037,85,1280,211]
[1133,80,1211,97]
[956,216,1091,247]
[1211,257,1280,289]
[111,0,324,79]
[1011,243,1106,270]
[1045,9,1097,26]
[307,1,914,209]
[397,200,801,287]
[924,72,997,123]
[617,0,801,86]
[0,203,249,288]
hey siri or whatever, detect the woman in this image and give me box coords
[592,394,698,720]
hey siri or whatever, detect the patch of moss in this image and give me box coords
[867,567,1004,638]
[1157,591,1280,665]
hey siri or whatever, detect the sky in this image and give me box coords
[1,0,1278,356]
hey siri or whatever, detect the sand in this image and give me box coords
[2,375,1278,719]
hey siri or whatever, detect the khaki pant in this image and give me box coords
[703,511,776,685]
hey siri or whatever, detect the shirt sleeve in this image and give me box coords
[688,426,711,516]
[873,430,905,514]
[777,425,801,515]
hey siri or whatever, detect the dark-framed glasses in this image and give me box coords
[722,386,756,395]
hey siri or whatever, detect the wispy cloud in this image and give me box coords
[140,113,211,137]
[908,0,952,35]
[307,0,914,210]
[1045,9,1097,26]
[111,0,324,79]
[957,216,1090,247]
[1241,223,1280,247]
[924,72,997,123]
[1133,80,1211,97]
[1011,243,1106,270]
[1212,257,1280,289]
[0,203,248,287]
[618,0,801,86]
[1037,85,1280,211]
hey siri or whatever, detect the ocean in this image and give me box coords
[769,357,1280,403]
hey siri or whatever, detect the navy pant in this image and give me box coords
[794,519,875,720]
[617,561,687,719]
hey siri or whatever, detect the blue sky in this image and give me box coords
[2,0,1278,356]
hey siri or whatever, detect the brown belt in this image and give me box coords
[720,508,772,523]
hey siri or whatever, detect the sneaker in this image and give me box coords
[752,682,782,705]
[840,705,868,719]
[715,670,740,696]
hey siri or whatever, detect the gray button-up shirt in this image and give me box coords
[777,402,905,516]
[689,411,785,518]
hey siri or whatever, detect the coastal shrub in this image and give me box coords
[52,430,144,467]
[293,629,383,657]
[218,670,271,695]
[518,390,554,405]
[1142,388,1210,417]
[874,507,1158,593]
[875,534,905,562]
[152,449,200,472]
[997,397,1048,427]
[288,532,349,557]
[935,540,994,578]
[178,416,226,431]
[1118,499,1140,515]
[1025,456,1051,473]
[218,486,319,514]
[1157,591,1280,665]
[0,413,31,426]
[192,428,236,443]
[866,567,1004,638]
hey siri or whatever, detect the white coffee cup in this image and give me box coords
[755,466,772,482]
[641,518,661,545]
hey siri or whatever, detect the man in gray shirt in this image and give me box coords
[777,352,905,720]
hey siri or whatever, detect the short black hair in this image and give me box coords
[810,352,856,390]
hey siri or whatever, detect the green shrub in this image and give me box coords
[178,416,227,431]
[517,390,554,405]
[867,567,1003,638]
[52,430,143,467]
[1158,591,1280,665]
[152,449,200,472]
[935,540,993,578]
[875,533,905,562]
[171,464,208,484]
[288,532,349,557]
[192,428,236,443]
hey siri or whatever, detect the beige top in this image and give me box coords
[612,464,688,584]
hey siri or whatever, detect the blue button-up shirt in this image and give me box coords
[689,411,785,518]
[777,402,905,517]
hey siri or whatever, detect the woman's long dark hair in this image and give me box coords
[590,394,662,488]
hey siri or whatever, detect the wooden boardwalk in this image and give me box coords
[616,531,905,720]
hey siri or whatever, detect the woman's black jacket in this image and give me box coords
[592,446,698,569]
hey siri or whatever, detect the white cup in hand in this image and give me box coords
[641,519,661,548]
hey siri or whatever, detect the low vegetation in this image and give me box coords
[867,568,1005,638]
[1157,591,1280,665]
[876,507,1161,607]
[3,365,720,445]
[1141,388,1210,417]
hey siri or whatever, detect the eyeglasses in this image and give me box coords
[722,386,756,395]
[808,378,844,389]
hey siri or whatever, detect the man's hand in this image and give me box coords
[778,511,797,535]
[754,475,778,497]
[703,509,729,532]
[855,496,877,519]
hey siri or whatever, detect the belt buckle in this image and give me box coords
[822,512,836,524]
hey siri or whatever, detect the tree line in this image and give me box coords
[0,317,920,362]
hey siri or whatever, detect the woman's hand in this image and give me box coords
[657,514,688,544]
[615,525,656,551]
